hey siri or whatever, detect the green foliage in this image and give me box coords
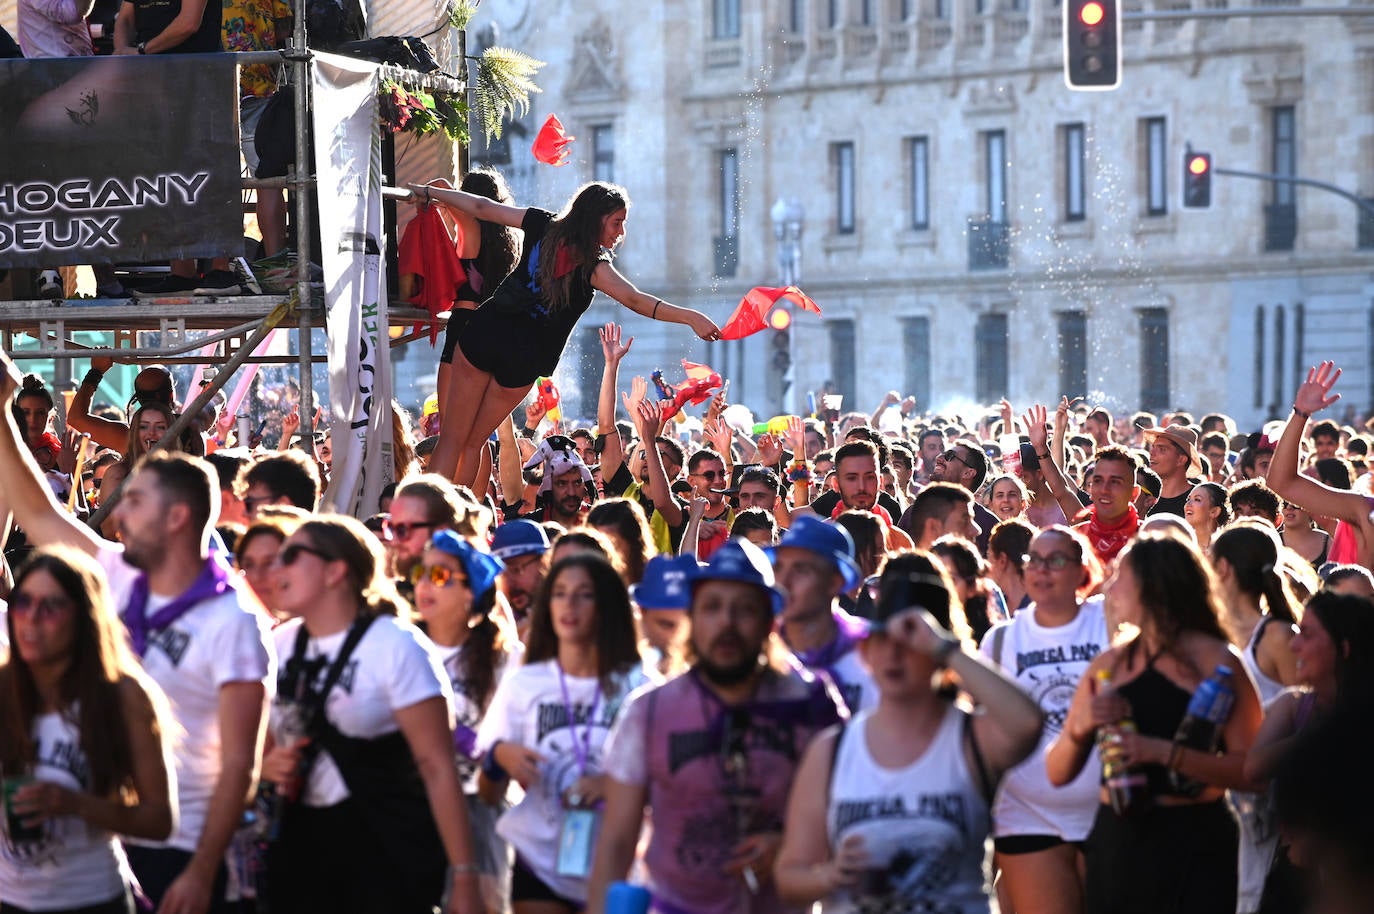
[448,0,477,30]
[474,47,544,142]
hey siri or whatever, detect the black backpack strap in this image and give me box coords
[291,614,379,776]
[824,719,848,808]
[963,711,996,807]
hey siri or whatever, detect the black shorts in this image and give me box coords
[439,307,475,365]
[124,846,229,914]
[994,834,1086,855]
[510,855,579,911]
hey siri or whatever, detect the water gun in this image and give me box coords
[535,376,561,422]
[752,416,793,436]
[651,370,675,402]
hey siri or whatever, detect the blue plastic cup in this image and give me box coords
[605,881,651,914]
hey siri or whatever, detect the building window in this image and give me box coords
[910,136,930,230]
[900,0,915,19]
[860,0,875,24]
[903,317,932,411]
[714,148,740,277]
[1272,304,1286,409]
[829,319,857,404]
[1139,307,1170,410]
[1294,302,1305,390]
[933,0,949,18]
[592,124,614,183]
[828,0,840,27]
[834,141,856,234]
[1145,117,1167,216]
[788,0,806,32]
[984,130,1007,223]
[1058,310,1087,399]
[713,0,740,38]
[1063,122,1086,222]
[975,313,1009,403]
[1253,306,1265,410]
[1272,106,1296,206]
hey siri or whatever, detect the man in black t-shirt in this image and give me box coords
[1143,425,1205,518]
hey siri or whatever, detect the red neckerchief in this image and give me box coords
[830,499,894,528]
[1085,504,1139,564]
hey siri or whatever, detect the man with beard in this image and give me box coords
[1071,445,1141,566]
[795,441,911,550]
[507,435,594,527]
[585,540,845,914]
[772,516,876,714]
[489,518,550,625]
[0,354,274,914]
[897,437,996,554]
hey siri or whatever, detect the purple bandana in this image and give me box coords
[122,556,235,656]
[791,607,869,672]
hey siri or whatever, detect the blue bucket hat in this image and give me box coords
[631,554,699,611]
[692,539,786,614]
[768,515,863,591]
[490,519,550,561]
[430,530,505,600]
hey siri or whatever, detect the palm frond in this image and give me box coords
[474,46,544,142]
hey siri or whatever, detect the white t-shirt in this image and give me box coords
[98,544,276,852]
[0,711,126,910]
[825,707,992,914]
[434,637,523,794]
[828,650,880,715]
[272,615,454,808]
[476,659,653,903]
[980,596,1108,840]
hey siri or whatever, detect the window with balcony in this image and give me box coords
[910,136,930,230]
[834,141,856,234]
[1144,117,1167,216]
[1063,122,1086,222]
[713,0,740,38]
[969,130,1009,269]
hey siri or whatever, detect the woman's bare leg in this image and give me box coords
[431,349,493,481]
[456,381,531,490]
[995,844,1085,914]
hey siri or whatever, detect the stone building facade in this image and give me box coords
[477,0,1374,430]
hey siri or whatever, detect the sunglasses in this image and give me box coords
[1022,553,1076,571]
[410,564,469,589]
[941,449,970,468]
[9,592,74,620]
[384,520,435,541]
[278,542,333,566]
[692,470,727,482]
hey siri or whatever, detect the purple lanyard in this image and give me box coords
[556,663,601,777]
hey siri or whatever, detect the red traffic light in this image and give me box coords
[1188,155,1210,176]
[1079,1,1105,25]
[769,308,793,331]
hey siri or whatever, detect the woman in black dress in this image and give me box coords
[409,180,721,489]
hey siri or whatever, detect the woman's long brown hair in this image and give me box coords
[534,182,630,312]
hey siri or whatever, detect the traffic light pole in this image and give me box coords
[1209,167,1374,221]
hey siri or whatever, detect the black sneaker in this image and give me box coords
[193,270,244,296]
[131,274,200,298]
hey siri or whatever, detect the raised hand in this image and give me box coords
[1022,404,1049,452]
[785,415,806,459]
[621,375,648,420]
[634,396,665,439]
[1294,361,1342,416]
[599,322,633,364]
[999,398,1015,433]
[756,433,783,467]
[703,418,732,456]
[525,398,548,428]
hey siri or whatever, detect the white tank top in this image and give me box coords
[1242,617,1286,705]
[980,598,1108,840]
[824,706,991,914]
[0,711,126,909]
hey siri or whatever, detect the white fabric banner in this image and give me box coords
[313,52,394,517]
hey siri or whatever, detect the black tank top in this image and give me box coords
[1114,646,1193,797]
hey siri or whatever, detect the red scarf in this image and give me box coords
[1084,504,1139,565]
[831,499,894,528]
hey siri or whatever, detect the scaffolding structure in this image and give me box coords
[0,36,455,477]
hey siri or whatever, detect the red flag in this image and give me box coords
[656,360,723,420]
[718,285,822,340]
[532,114,575,166]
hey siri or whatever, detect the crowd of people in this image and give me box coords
[2,166,1374,914]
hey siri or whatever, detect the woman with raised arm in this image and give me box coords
[774,551,1043,914]
[409,180,722,489]
[1268,361,1374,570]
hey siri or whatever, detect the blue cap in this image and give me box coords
[692,539,786,614]
[631,554,699,611]
[430,530,505,600]
[490,519,550,561]
[768,515,863,591]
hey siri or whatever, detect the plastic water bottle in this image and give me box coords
[1096,670,1150,816]
[1168,665,1236,796]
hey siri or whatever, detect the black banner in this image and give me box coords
[0,55,242,269]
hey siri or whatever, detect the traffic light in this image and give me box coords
[770,306,792,375]
[1064,0,1120,91]
[1182,152,1212,209]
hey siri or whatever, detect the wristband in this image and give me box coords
[1037,451,1051,459]
[652,298,663,320]
[448,863,480,877]
[480,743,508,781]
[786,461,812,484]
[82,369,105,388]
[1292,406,1311,421]
[519,424,537,439]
